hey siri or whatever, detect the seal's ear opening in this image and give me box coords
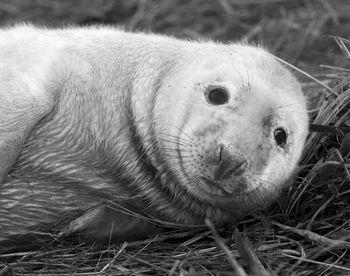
[61,203,161,243]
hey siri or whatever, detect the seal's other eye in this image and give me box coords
[274,127,287,148]
[205,87,229,105]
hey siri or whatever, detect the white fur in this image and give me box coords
[0,25,308,244]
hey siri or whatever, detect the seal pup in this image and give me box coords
[0,25,308,251]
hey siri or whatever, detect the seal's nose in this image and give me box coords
[207,144,247,181]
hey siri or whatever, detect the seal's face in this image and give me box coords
[153,45,308,212]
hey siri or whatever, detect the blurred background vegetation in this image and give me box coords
[0,0,349,75]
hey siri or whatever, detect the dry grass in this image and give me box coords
[0,1,350,275]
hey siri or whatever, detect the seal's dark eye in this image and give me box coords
[206,87,229,105]
[274,127,287,148]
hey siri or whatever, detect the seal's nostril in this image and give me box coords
[230,160,248,176]
[213,158,247,180]
[208,144,247,181]
[218,144,224,164]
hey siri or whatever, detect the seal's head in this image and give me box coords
[150,43,308,219]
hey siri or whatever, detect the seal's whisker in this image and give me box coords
[160,146,181,151]
[246,180,281,203]
[277,108,307,115]
[184,123,198,139]
[157,132,194,145]
[170,124,195,142]
[167,158,193,163]
[274,105,307,115]
[250,178,283,202]
[179,122,209,154]
[165,151,193,158]
[252,176,277,186]
[162,150,192,157]
[275,102,301,110]
[157,138,192,148]
[250,171,278,177]
[162,138,192,148]
[163,151,192,157]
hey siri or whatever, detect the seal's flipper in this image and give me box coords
[61,203,161,242]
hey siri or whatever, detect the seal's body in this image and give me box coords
[0,25,308,251]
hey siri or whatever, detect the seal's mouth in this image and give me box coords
[199,177,232,196]
[199,175,249,196]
